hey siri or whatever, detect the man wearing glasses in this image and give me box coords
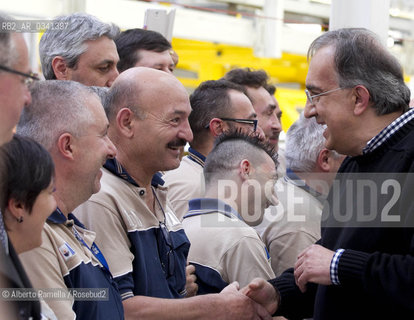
[243,28,414,320]
[223,68,283,152]
[223,69,285,179]
[163,79,262,221]
[0,26,37,146]
[0,12,40,319]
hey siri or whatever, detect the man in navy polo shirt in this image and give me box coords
[17,80,123,319]
[75,67,273,319]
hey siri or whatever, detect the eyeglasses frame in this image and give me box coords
[205,117,258,132]
[305,87,344,104]
[0,64,39,86]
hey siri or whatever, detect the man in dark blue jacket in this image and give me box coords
[243,27,414,320]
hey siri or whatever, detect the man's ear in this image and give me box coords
[209,118,225,137]
[116,108,136,138]
[239,159,251,182]
[317,148,331,172]
[353,85,371,116]
[57,133,75,160]
[51,56,70,80]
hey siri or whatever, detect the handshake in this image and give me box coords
[218,278,279,320]
[218,244,334,320]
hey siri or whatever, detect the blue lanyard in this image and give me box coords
[56,208,111,273]
[72,227,110,273]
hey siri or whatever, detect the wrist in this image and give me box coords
[330,248,345,285]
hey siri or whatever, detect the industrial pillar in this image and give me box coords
[330,0,390,45]
[255,0,284,59]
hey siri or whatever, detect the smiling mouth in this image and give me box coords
[167,146,182,157]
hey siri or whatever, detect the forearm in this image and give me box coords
[123,294,223,320]
[337,248,414,312]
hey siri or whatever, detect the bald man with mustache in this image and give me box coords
[75,67,273,320]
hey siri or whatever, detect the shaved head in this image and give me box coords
[104,67,187,122]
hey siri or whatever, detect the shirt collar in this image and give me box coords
[47,208,67,224]
[285,168,325,204]
[363,108,414,154]
[185,198,242,220]
[104,158,165,188]
[187,147,206,168]
[47,207,85,229]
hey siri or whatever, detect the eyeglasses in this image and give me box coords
[0,65,39,86]
[305,87,344,104]
[205,118,258,132]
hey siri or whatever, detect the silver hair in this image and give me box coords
[90,86,109,105]
[17,80,97,151]
[39,12,120,80]
[308,28,410,115]
[285,112,329,172]
[0,12,17,67]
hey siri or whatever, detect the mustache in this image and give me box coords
[167,139,187,148]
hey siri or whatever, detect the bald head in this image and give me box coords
[104,67,187,122]
[104,66,193,178]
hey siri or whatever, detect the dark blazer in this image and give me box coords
[0,240,41,320]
